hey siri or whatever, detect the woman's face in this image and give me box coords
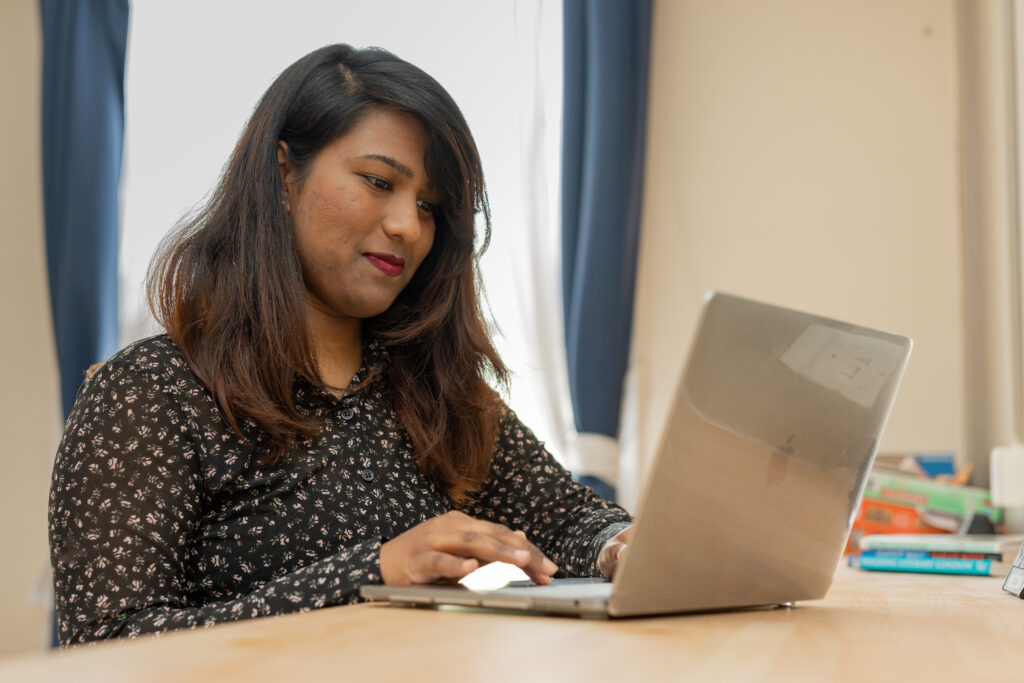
[279,108,439,324]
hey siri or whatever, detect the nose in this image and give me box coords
[382,196,422,243]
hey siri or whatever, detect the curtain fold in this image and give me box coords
[40,0,129,648]
[41,0,129,419]
[562,0,652,497]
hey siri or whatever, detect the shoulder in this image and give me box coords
[494,399,529,435]
[60,334,229,478]
[98,333,185,371]
[493,399,547,458]
[53,336,213,517]
[78,334,203,404]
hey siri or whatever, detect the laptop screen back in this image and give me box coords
[609,292,912,616]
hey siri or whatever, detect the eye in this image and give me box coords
[363,175,392,191]
[417,199,436,214]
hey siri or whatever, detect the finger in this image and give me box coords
[493,528,558,585]
[527,568,554,585]
[436,518,536,564]
[485,523,558,577]
[436,528,536,568]
[409,552,478,584]
[446,523,558,581]
[434,514,558,582]
[598,541,626,579]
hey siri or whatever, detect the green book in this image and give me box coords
[863,470,1002,524]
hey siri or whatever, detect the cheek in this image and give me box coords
[302,184,365,248]
[402,227,436,283]
[419,224,437,259]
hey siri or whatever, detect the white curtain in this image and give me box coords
[477,2,578,467]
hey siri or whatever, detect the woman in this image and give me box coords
[49,44,631,646]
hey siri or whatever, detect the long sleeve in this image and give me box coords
[48,345,382,646]
[464,406,632,577]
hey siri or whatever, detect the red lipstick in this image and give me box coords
[365,252,405,277]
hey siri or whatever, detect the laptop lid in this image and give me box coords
[607,291,912,616]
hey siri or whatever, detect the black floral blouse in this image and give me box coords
[48,335,631,646]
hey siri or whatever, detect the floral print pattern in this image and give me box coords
[49,335,631,645]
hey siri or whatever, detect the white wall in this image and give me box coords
[627,0,965,506]
[0,0,62,656]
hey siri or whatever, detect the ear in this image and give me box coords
[277,140,295,205]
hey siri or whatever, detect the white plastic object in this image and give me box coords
[991,444,1024,532]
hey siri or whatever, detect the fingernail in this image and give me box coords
[543,558,557,573]
[514,549,530,563]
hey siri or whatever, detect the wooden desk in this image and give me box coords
[3,565,1023,682]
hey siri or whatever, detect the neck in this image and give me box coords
[305,304,363,394]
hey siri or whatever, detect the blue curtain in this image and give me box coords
[562,0,652,498]
[41,0,129,419]
[40,0,129,647]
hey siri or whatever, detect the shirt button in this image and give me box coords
[341,407,355,421]
[360,469,375,482]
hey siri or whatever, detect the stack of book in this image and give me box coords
[849,533,1024,576]
[846,465,1002,553]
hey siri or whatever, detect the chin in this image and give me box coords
[342,297,399,320]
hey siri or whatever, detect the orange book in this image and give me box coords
[846,498,948,554]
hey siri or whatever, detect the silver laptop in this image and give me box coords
[361,291,912,617]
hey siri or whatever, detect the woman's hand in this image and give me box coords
[380,511,558,586]
[597,526,631,579]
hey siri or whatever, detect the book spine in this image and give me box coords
[858,547,1006,558]
[851,551,1007,576]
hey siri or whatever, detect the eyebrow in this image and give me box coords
[359,154,414,178]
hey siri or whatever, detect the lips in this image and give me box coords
[364,252,405,277]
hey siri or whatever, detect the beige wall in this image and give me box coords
[0,0,61,656]
[628,0,969,506]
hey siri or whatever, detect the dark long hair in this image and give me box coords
[148,44,508,504]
